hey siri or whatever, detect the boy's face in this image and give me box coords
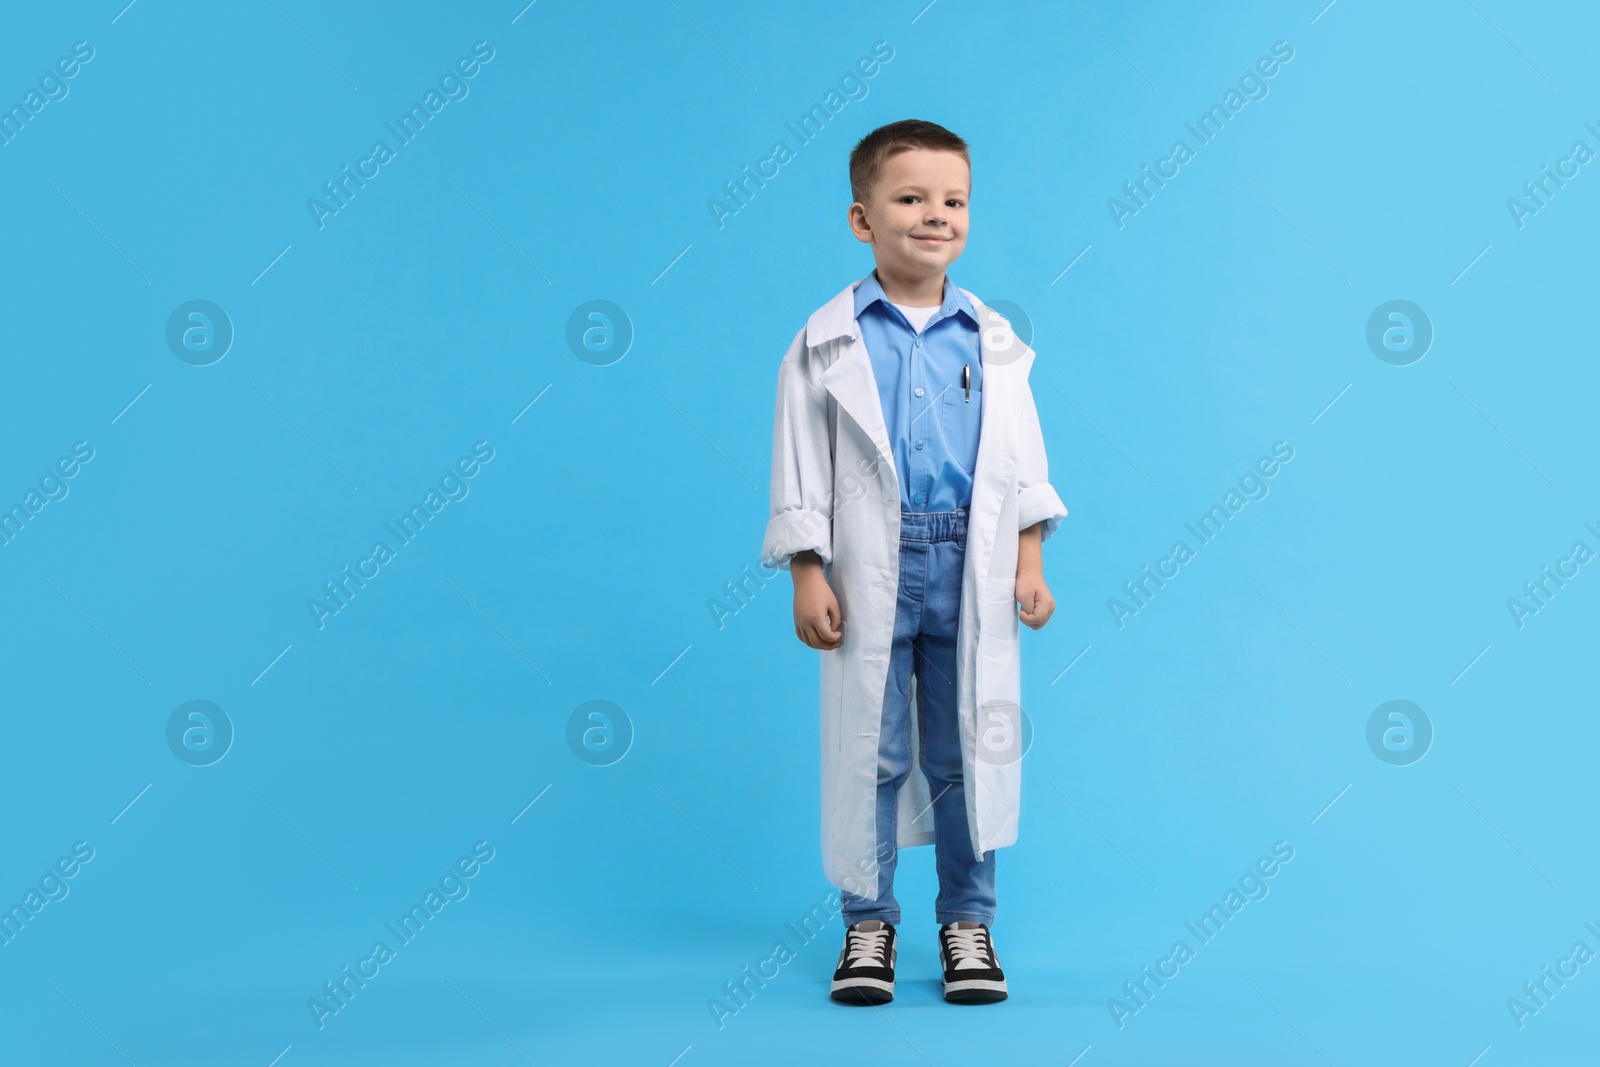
[849,148,969,280]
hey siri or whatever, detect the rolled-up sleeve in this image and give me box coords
[761,330,835,570]
[1015,368,1068,541]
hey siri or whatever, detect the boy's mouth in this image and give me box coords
[912,234,950,244]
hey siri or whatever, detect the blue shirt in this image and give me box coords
[853,270,983,512]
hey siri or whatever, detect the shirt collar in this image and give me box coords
[852,270,977,329]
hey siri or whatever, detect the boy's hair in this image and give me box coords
[848,119,970,205]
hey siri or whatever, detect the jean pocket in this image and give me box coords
[940,387,982,474]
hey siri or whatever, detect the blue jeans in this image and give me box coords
[840,507,997,927]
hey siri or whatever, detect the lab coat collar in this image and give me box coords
[812,277,1027,473]
[805,281,861,346]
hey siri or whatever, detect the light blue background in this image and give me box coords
[1,1,1596,1064]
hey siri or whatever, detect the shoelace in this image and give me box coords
[845,927,890,967]
[944,926,993,970]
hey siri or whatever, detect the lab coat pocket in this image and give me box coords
[940,387,983,474]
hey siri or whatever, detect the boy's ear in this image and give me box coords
[847,202,873,243]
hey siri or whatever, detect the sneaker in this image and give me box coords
[830,919,896,1004]
[939,920,1008,1003]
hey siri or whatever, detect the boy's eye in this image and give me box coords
[899,195,920,204]
[947,199,965,208]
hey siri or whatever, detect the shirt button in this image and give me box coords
[913,493,925,504]
[914,387,924,397]
[914,439,924,450]
[914,339,922,348]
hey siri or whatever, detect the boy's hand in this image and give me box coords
[1016,522,1053,629]
[1016,568,1055,630]
[790,551,845,650]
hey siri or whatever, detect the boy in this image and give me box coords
[761,119,1067,1006]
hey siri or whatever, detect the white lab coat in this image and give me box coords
[761,279,1068,900]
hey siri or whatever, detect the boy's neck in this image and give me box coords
[873,266,945,308]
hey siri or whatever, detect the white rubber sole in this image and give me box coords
[943,976,1008,1002]
[830,975,894,1003]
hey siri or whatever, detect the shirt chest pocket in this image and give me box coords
[939,386,983,473]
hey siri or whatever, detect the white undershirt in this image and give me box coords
[889,301,940,334]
